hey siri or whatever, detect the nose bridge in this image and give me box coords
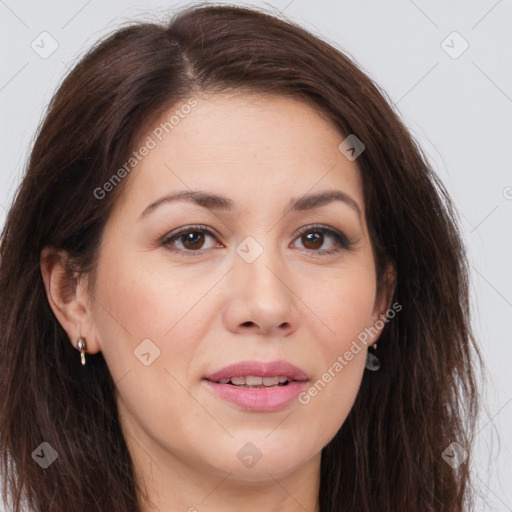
[234,233,286,290]
[228,232,299,333]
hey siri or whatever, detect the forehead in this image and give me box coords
[113,92,364,220]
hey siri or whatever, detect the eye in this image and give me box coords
[162,225,221,255]
[162,224,352,256]
[291,225,351,254]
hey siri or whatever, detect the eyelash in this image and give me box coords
[162,224,352,257]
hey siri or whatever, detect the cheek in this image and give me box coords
[293,267,376,435]
[93,248,222,342]
[89,245,236,401]
[90,251,214,431]
[305,265,378,347]
[296,304,370,452]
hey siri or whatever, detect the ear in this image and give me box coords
[369,263,397,346]
[40,247,101,355]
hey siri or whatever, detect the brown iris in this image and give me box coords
[302,231,324,250]
[181,231,206,250]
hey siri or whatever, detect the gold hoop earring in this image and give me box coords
[77,337,87,366]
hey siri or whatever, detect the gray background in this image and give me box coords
[1,0,511,510]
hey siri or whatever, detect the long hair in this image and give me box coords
[0,3,482,511]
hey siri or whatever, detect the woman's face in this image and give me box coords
[86,92,389,485]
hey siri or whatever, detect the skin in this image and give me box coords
[42,92,394,512]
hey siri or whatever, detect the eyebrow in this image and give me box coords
[139,189,362,220]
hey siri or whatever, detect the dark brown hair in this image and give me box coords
[0,3,483,511]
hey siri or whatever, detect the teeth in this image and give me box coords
[217,375,290,386]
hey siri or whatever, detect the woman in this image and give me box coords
[0,4,482,511]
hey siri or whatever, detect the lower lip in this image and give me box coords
[202,379,308,412]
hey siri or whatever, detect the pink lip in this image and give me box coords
[203,380,308,412]
[203,359,309,382]
[202,360,309,412]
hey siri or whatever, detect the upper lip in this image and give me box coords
[204,360,309,382]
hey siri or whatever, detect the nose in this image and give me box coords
[222,243,300,337]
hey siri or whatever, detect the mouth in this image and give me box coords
[203,359,309,384]
[206,375,299,388]
[202,360,309,412]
